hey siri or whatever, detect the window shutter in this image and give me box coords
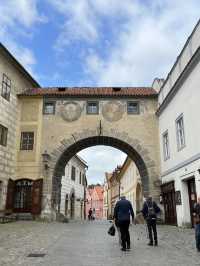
[31,179,43,215]
[6,179,15,211]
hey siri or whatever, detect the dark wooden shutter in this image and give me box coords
[31,179,43,215]
[6,179,15,211]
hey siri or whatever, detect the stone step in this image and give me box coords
[15,213,33,221]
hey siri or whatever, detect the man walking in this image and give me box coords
[141,196,160,246]
[114,196,134,251]
[193,196,200,252]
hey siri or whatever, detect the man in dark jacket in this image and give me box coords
[141,196,161,246]
[114,196,134,251]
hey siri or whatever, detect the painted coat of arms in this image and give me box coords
[60,102,82,122]
[102,101,124,122]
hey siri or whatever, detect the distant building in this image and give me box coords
[118,157,143,214]
[60,155,87,220]
[86,185,104,219]
[105,157,142,218]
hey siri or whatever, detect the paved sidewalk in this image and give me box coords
[0,220,199,266]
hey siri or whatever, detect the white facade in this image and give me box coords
[60,155,87,220]
[158,20,200,227]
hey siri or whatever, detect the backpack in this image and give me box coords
[147,202,156,218]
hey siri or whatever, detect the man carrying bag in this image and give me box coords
[113,196,134,251]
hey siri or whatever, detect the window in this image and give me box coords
[20,132,34,150]
[0,124,8,146]
[1,74,11,101]
[127,101,139,114]
[79,172,82,184]
[176,115,185,150]
[71,166,76,181]
[163,131,170,160]
[82,174,85,186]
[43,102,55,114]
[87,101,99,114]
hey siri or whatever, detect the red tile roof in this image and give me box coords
[18,87,157,97]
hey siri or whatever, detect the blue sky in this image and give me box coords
[1,0,199,87]
[0,0,199,184]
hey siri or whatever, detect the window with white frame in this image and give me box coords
[79,172,82,184]
[0,124,8,146]
[127,101,139,114]
[1,74,11,101]
[43,101,55,114]
[176,115,185,150]
[87,101,99,114]
[162,131,170,160]
[71,166,76,181]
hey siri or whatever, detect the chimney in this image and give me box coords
[152,78,164,93]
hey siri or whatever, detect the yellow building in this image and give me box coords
[118,157,143,214]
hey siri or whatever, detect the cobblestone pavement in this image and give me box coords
[0,220,199,266]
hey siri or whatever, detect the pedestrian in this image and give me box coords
[114,196,134,251]
[141,196,161,246]
[114,199,121,246]
[88,208,92,220]
[92,208,96,220]
[193,196,200,252]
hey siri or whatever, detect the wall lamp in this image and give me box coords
[42,150,51,170]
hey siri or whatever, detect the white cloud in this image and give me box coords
[78,146,126,184]
[0,0,46,77]
[48,0,140,51]
[0,0,46,28]
[85,0,200,86]
[49,0,200,86]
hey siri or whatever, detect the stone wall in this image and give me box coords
[0,52,38,210]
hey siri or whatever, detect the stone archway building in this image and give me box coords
[10,87,160,219]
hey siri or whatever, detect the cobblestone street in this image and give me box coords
[0,221,199,266]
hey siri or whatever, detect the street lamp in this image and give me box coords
[42,150,51,170]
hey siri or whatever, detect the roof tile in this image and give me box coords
[18,87,157,97]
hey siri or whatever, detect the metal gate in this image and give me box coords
[14,179,33,212]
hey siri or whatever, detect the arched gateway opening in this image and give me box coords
[48,135,160,214]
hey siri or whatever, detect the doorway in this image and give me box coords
[161,182,177,225]
[187,177,197,227]
[14,179,33,212]
[70,193,75,219]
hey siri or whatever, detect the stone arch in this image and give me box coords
[48,129,160,213]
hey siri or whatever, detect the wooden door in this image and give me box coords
[6,179,15,212]
[188,178,197,227]
[162,182,177,225]
[31,179,43,215]
[14,179,32,212]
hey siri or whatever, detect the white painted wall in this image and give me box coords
[158,21,200,106]
[158,28,200,226]
[60,156,87,219]
[159,60,200,173]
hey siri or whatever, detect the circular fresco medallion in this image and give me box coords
[102,101,124,122]
[60,102,82,122]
